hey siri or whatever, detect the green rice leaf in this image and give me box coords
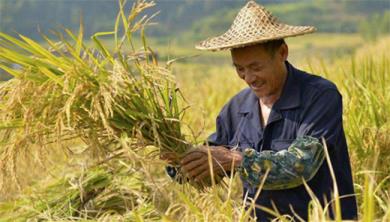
[0,64,22,78]
[91,32,115,60]
[39,67,64,86]
[18,34,61,64]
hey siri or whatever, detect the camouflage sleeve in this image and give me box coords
[238,136,325,190]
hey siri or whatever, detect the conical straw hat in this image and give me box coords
[196,1,316,51]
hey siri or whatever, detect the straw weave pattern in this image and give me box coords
[196,1,316,51]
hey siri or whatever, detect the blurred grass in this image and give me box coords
[72,32,364,67]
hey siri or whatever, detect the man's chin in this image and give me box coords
[252,89,267,98]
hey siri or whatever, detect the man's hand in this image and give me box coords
[180,146,242,182]
[160,152,180,165]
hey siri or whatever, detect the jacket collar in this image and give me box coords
[273,61,301,110]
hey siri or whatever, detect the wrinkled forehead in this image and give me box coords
[230,44,271,66]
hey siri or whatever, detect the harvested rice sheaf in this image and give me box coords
[0,0,191,187]
[0,0,203,219]
[0,159,161,221]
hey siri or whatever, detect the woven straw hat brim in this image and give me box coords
[195,1,317,51]
[196,25,316,51]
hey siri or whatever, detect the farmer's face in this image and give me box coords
[231,44,288,98]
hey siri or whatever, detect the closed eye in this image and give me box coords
[234,65,245,73]
[251,66,263,72]
[236,67,245,72]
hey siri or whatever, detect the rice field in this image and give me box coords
[0,1,389,221]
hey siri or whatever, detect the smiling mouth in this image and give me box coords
[251,81,265,90]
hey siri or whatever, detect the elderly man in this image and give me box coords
[164,1,358,221]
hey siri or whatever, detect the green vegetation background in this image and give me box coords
[1,0,389,38]
[1,0,389,81]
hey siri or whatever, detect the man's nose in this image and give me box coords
[244,72,256,84]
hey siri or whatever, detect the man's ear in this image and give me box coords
[278,43,289,61]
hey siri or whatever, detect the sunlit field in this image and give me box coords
[0,1,389,221]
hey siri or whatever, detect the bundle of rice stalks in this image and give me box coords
[0,157,160,221]
[0,0,191,189]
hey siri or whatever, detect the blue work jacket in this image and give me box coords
[207,61,358,221]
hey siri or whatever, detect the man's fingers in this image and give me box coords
[184,159,209,178]
[193,162,222,182]
[182,157,205,173]
[161,152,177,158]
[187,166,208,180]
[180,146,228,180]
[160,152,179,164]
[185,158,226,178]
[187,160,214,179]
[180,150,205,165]
[195,170,211,182]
